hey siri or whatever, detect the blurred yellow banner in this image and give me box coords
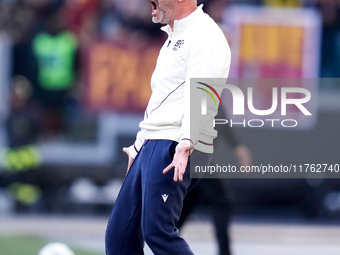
[264,0,302,7]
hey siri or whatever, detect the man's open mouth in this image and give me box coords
[150,0,158,15]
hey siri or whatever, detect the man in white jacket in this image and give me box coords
[105,1,231,254]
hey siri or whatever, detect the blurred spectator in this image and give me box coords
[0,0,13,32]
[201,0,231,23]
[177,108,253,255]
[6,75,41,148]
[8,1,37,86]
[64,0,100,49]
[32,6,79,135]
[4,75,43,212]
[99,0,163,44]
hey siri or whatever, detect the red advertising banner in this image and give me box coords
[85,42,160,112]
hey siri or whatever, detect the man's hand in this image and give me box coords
[163,143,192,182]
[123,147,134,173]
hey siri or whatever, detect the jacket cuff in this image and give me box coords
[128,144,139,159]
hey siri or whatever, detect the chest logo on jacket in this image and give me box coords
[173,40,184,51]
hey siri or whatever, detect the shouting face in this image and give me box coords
[149,0,176,25]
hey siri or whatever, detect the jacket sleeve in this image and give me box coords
[177,32,231,149]
[128,129,146,159]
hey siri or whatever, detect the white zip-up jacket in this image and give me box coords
[129,5,231,158]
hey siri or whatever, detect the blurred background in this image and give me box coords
[0,0,340,254]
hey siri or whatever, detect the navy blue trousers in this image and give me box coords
[105,140,211,255]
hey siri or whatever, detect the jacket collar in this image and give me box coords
[161,4,203,35]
